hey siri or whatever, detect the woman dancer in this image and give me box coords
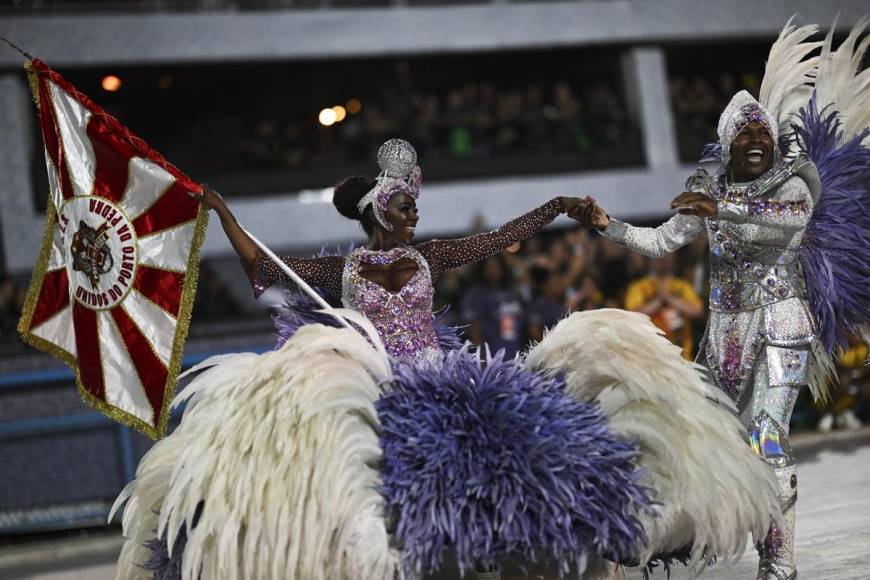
[113,139,779,580]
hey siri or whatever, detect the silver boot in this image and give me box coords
[756,464,798,580]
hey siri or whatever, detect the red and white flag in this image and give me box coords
[18,60,208,439]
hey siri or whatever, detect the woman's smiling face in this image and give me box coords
[384,191,419,244]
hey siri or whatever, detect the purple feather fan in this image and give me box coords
[793,95,870,353]
[376,347,653,578]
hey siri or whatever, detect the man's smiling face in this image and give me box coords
[729,121,775,182]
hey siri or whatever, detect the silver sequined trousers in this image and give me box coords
[602,167,818,578]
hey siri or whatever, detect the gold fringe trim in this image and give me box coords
[17,196,63,348]
[24,60,40,108]
[154,202,209,440]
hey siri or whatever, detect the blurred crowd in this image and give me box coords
[187,76,639,184]
[0,276,27,353]
[669,71,762,161]
[433,225,870,433]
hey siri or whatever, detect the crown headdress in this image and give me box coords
[357,139,422,231]
[717,91,779,168]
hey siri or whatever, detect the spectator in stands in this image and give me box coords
[818,334,867,431]
[192,265,243,321]
[567,271,605,313]
[461,254,524,358]
[624,253,703,359]
[597,240,630,308]
[0,275,19,340]
[527,265,567,343]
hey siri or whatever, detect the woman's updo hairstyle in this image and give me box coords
[333,175,377,235]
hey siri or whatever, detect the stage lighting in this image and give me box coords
[332,105,347,122]
[101,75,122,92]
[318,108,337,126]
[346,99,362,114]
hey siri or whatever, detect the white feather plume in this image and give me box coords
[526,310,780,576]
[758,16,822,135]
[112,315,400,580]
[814,16,870,142]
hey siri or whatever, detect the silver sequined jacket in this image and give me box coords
[602,157,822,405]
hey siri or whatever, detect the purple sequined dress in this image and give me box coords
[246,198,563,361]
[341,246,442,365]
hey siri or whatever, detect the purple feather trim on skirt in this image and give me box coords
[272,289,463,352]
[377,347,653,578]
[142,502,203,580]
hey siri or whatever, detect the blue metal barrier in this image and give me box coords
[0,343,273,533]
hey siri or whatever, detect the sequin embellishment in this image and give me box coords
[342,246,441,363]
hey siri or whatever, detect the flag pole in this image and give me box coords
[0,36,34,59]
[240,226,353,330]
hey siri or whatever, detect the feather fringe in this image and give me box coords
[814,16,870,142]
[112,314,400,580]
[526,309,780,576]
[794,95,870,359]
[758,16,821,136]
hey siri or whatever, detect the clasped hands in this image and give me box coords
[568,190,718,230]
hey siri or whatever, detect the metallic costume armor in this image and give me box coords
[602,154,822,580]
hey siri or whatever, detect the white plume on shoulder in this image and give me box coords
[526,309,780,575]
[758,16,821,135]
[112,318,400,580]
[814,16,870,142]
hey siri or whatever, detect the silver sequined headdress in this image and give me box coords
[703,19,821,169]
[717,90,779,169]
[357,139,422,231]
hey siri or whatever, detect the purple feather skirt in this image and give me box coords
[142,290,652,579]
[379,348,651,578]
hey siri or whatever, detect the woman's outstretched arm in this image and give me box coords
[196,185,344,298]
[199,185,259,261]
[416,196,584,278]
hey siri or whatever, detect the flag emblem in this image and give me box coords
[18,60,208,439]
[66,197,138,309]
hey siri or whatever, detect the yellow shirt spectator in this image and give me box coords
[625,275,704,359]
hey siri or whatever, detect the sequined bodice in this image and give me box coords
[247,198,564,362]
[706,175,810,313]
[601,161,819,400]
[341,246,441,363]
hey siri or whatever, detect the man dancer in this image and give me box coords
[580,90,822,580]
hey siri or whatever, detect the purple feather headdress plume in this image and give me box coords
[699,142,723,164]
[794,93,870,353]
[376,347,653,578]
